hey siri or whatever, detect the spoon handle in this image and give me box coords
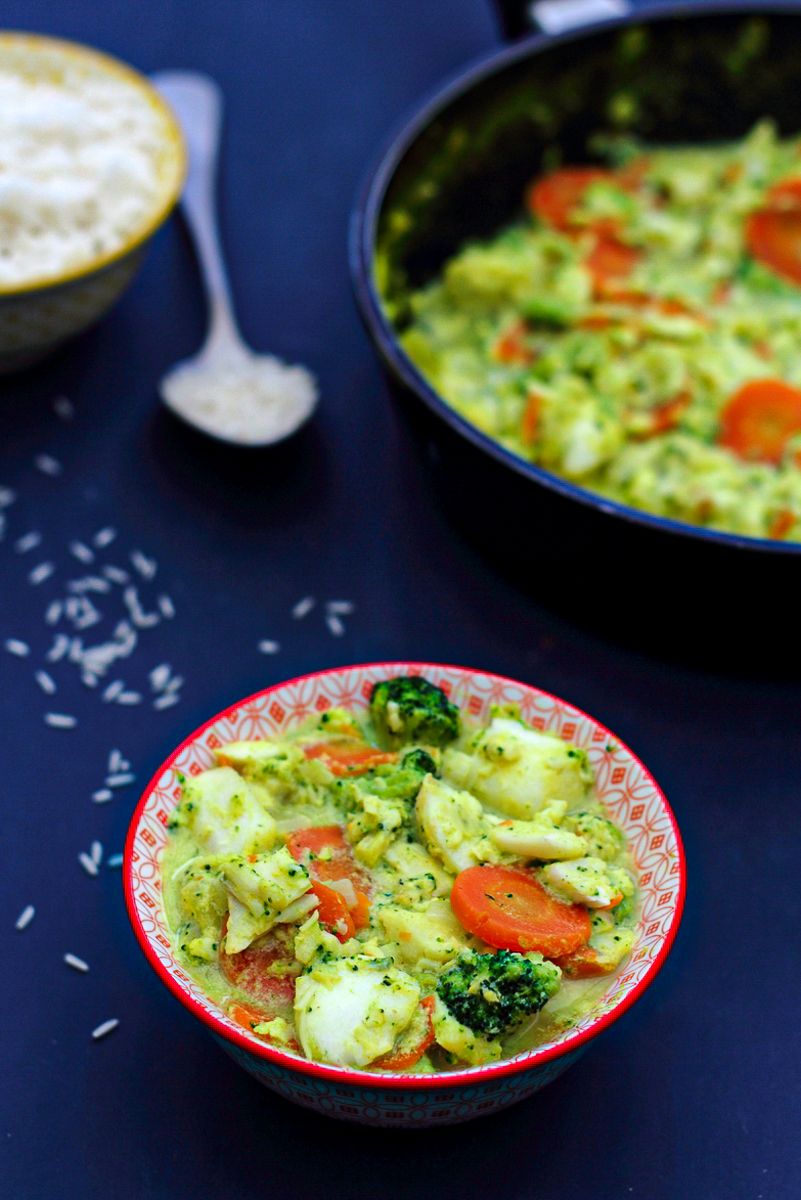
[152,71,244,359]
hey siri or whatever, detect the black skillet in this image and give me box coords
[351,1,801,660]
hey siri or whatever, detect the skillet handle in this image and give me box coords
[494,0,631,38]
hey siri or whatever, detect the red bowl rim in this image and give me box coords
[124,661,686,1091]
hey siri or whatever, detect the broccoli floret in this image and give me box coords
[352,749,437,806]
[370,676,460,748]
[436,948,561,1037]
[400,748,438,776]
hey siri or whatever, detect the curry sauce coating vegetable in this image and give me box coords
[399,121,801,540]
[437,948,561,1038]
[162,674,638,1072]
[350,749,437,805]
[370,675,460,748]
[444,709,592,820]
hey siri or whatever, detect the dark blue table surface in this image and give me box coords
[2,2,799,1197]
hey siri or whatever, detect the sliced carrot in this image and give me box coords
[286,824,372,894]
[718,378,801,464]
[302,740,398,777]
[219,920,297,1009]
[746,178,801,287]
[309,880,355,942]
[552,945,613,979]
[229,1001,271,1031]
[769,509,796,540]
[351,890,371,930]
[632,390,691,440]
[228,1002,301,1051]
[375,996,436,1071]
[521,391,543,444]
[585,235,640,294]
[712,281,733,305]
[578,312,615,331]
[528,166,616,230]
[450,865,591,958]
[590,289,702,320]
[616,156,651,189]
[494,319,535,365]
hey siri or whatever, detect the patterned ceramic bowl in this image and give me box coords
[125,663,685,1127]
[0,32,185,372]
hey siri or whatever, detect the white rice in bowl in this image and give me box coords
[0,34,183,290]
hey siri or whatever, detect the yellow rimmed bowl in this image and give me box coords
[0,32,186,371]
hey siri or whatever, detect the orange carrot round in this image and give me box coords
[302,740,398,776]
[527,167,616,231]
[450,865,591,958]
[286,824,372,894]
[718,379,801,464]
[374,996,436,1070]
[746,178,801,286]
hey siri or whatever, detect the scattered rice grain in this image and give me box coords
[93,526,117,549]
[291,595,316,620]
[326,600,354,615]
[149,663,171,691]
[326,614,346,637]
[15,904,35,930]
[45,712,77,729]
[102,565,129,584]
[90,841,103,865]
[45,600,63,625]
[0,486,16,507]
[158,594,175,619]
[5,638,30,657]
[102,680,124,702]
[92,788,113,804]
[34,453,62,476]
[116,691,142,705]
[15,531,42,553]
[64,953,89,973]
[258,639,280,655]
[53,396,75,420]
[68,575,110,594]
[91,1018,119,1040]
[154,692,180,710]
[106,853,124,869]
[130,550,157,580]
[78,852,98,876]
[46,634,70,662]
[106,772,135,788]
[123,586,159,628]
[69,540,95,564]
[35,670,57,695]
[29,561,55,585]
[72,597,102,630]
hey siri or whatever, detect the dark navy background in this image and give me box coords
[1,2,798,1197]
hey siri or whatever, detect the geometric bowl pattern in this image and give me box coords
[0,251,144,371]
[125,662,685,1126]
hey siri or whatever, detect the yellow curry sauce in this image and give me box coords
[163,675,636,1073]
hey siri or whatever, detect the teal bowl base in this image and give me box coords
[215,1036,586,1127]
